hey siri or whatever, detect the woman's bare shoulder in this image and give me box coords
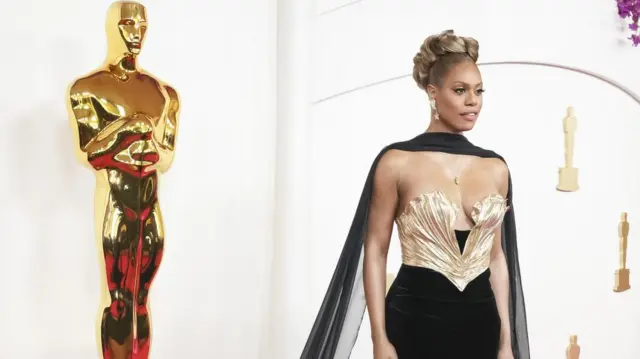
[375,149,411,179]
[478,156,509,195]
[482,157,508,173]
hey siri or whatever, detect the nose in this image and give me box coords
[465,93,478,106]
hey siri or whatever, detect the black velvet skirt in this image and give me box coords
[385,234,501,358]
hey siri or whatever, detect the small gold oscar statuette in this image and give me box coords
[386,272,396,293]
[557,107,579,192]
[566,335,580,359]
[614,212,630,292]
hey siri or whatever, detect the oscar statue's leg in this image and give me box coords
[566,132,575,168]
[132,201,164,358]
[101,193,135,359]
[564,134,570,168]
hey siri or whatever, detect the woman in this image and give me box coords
[300,30,529,359]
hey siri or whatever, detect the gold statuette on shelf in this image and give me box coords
[614,212,630,292]
[557,107,579,192]
[566,335,580,359]
[66,2,180,358]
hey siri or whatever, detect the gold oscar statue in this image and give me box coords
[614,212,630,292]
[66,2,180,358]
[557,107,579,192]
[566,335,580,359]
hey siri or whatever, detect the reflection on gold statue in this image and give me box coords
[566,335,580,359]
[66,2,179,358]
[557,107,579,192]
[614,212,630,293]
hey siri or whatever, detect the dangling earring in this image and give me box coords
[430,98,440,121]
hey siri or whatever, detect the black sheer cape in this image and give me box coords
[300,132,530,359]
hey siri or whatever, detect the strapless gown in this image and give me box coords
[385,191,508,359]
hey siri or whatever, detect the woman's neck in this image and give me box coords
[425,118,461,134]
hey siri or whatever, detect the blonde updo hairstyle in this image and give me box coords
[412,30,479,90]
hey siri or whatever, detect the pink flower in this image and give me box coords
[618,0,640,45]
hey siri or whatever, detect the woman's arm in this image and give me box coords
[489,162,512,351]
[363,150,402,343]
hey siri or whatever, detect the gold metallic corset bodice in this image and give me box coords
[396,191,508,291]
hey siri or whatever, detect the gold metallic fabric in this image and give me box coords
[396,191,507,291]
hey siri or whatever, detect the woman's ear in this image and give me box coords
[426,84,437,101]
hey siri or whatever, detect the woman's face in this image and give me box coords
[428,61,484,132]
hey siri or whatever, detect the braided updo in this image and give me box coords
[412,30,479,90]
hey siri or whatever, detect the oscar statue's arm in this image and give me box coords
[154,85,180,173]
[68,89,129,156]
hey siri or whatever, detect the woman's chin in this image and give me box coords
[451,120,476,132]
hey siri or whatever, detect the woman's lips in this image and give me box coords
[461,112,477,121]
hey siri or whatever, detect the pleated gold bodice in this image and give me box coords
[396,191,508,291]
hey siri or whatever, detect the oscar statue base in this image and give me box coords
[557,167,579,192]
[614,268,630,292]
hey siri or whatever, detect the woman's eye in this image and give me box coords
[476,89,485,95]
[454,88,465,94]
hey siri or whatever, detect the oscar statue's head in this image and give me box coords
[105,1,147,59]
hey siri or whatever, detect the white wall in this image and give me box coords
[5,0,640,358]
[0,1,277,358]
[263,0,314,358]
[301,0,640,358]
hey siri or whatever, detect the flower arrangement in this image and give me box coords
[617,0,640,46]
